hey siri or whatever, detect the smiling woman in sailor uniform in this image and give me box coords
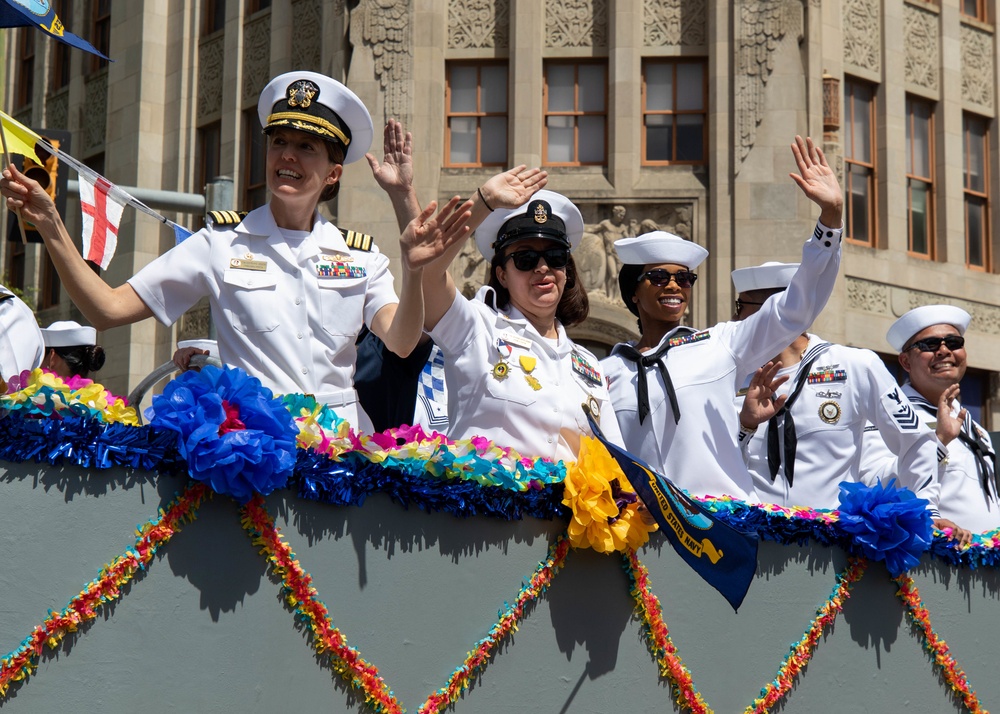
[422,189,624,461]
[0,71,471,431]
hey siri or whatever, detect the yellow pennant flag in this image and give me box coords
[0,110,44,162]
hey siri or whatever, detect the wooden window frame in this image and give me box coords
[905,96,935,260]
[15,28,35,109]
[963,113,991,271]
[242,109,267,210]
[443,61,508,169]
[542,60,608,167]
[204,0,226,35]
[961,0,988,22]
[640,58,708,166]
[40,251,61,309]
[246,0,271,15]
[6,241,25,293]
[844,78,878,246]
[89,0,111,74]
[51,2,73,90]
[197,122,223,194]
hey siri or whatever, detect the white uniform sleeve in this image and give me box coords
[860,358,942,517]
[362,247,400,326]
[0,288,43,377]
[128,230,212,326]
[728,221,842,377]
[427,291,485,356]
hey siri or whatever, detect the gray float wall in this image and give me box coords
[0,461,997,713]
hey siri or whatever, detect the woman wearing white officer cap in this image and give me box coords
[862,305,998,535]
[602,136,843,501]
[0,71,471,431]
[423,189,624,461]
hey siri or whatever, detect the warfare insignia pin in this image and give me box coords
[818,400,841,424]
[287,80,318,108]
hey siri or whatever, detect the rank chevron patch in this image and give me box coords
[882,387,920,430]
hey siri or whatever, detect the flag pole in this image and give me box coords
[0,48,28,245]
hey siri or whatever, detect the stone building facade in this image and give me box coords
[4,0,1000,424]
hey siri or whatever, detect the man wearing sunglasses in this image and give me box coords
[860,305,997,536]
[730,265,970,543]
[600,136,843,502]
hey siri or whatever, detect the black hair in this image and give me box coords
[47,345,105,379]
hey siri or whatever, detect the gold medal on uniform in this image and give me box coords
[818,400,841,424]
[583,396,601,421]
[519,355,541,391]
[492,360,510,382]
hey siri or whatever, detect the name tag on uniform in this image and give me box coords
[498,331,532,350]
[229,257,268,271]
[317,262,366,278]
[321,253,353,262]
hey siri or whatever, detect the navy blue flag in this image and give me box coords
[586,413,758,611]
[0,0,110,60]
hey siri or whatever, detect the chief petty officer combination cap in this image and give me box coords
[731,261,799,293]
[41,320,97,348]
[475,190,585,262]
[886,305,972,352]
[257,71,374,165]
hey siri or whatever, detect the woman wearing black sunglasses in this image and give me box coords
[422,189,625,461]
[600,136,844,502]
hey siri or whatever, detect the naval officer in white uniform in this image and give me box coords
[601,136,842,501]
[0,71,472,431]
[862,306,997,538]
[0,285,43,379]
[731,263,966,541]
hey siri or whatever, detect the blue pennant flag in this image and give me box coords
[0,0,111,60]
[586,413,758,611]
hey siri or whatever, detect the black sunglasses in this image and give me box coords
[505,248,570,271]
[637,269,698,289]
[734,298,765,313]
[907,335,965,353]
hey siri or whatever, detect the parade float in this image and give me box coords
[0,364,997,713]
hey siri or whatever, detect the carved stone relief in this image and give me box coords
[843,0,881,74]
[962,23,995,110]
[847,277,1000,337]
[735,0,799,169]
[179,302,212,342]
[644,0,707,48]
[292,0,323,72]
[546,0,608,48]
[448,0,510,49]
[45,89,69,130]
[83,73,108,154]
[242,14,272,106]
[197,34,225,122]
[357,0,413,127]
[903,4,938,92]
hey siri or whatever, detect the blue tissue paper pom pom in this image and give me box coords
[837,479,933,576]
[149,365,297,502]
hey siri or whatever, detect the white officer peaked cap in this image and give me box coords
[258,71,374,165]
[613,231,709,269]
[475,190,585,262]
[41,320,96,348]
[731,262,800,293]
[886,305,972,352]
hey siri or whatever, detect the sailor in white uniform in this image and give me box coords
[601,136,842,501]
[732,263,948,531]
[862,305,996,537]
[0,285,43,379]
[424,190,624,461]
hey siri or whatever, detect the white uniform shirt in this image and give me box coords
[737,337,941,512]
[129,205,398,430]
[429,287,625,462]
[600,221,842,501]
[861,383,1000,533]
[0,285,43,378]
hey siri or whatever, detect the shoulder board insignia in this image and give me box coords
[207,210,248,228]
[668,330,711,348]
[343,230,375,252]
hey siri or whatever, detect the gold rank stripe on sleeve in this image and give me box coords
[343,229,375,252]
[208,210,248,228]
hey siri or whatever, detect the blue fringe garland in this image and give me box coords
[0,410,997,570]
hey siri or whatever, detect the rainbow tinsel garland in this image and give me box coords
[1,368,138,425]
[0,482,208,696]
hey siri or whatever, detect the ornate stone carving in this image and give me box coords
[908,290,1000,336]
[735,0,798,168]
[904,4,938,92]
[357,0,413,127]
[242,14,271,106]
[546,0,608,48]
[45,88,69,130]
[13,107,31,127]
[846,277,889,315]
[179,302,212,342]
[197,34,225,122]
[83,72,108,154]
[644,0,707,47]
[962,23,995,110]
[843,0,881,74]
[449,0,509,49]
[292,0,323,72]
